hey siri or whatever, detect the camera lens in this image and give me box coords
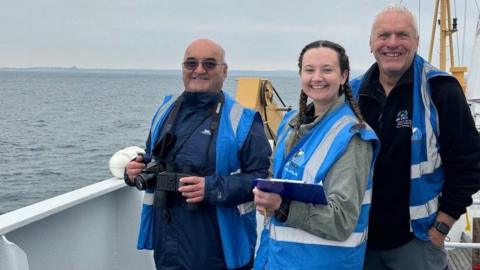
[134,173,156,190]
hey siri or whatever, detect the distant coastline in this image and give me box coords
[0,67,364,78]
[0,66,182,75]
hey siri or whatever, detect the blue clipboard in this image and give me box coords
[253,178,327,205]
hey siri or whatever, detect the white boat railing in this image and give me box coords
[0,179,125,235]
[445,242,480,249]
[0,178,155,270]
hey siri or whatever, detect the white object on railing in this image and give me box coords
[109,146,145,179]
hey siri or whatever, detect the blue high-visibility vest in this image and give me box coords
[137,92,257,269]
[351,55,451,240]
[255,102,379,269]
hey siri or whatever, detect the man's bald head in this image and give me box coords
[182,39,228,93]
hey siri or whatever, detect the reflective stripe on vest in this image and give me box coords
[270,224,368,247]
[363,188,372,205]
[143,191,154,206]
[409,195,439,220]
[303,115,358,183]
[229,102,243,137]
[269,185,372,249]
[408,56,450,228]
[410,157,442,179]
[409,59,442,180]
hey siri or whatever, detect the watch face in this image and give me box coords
[435,222,450,235]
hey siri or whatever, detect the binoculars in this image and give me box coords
[134,162,199,211]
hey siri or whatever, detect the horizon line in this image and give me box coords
[0,66,366,74]
[0,66,300,72]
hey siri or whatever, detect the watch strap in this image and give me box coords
[433,221,450,235]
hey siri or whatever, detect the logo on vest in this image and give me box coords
[411,127,423,142]
[396,110,411,128]
[284,149,304,177]
[200,129,211,136]
[291,149,305,166]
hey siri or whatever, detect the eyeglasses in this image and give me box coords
[182,60,224,71]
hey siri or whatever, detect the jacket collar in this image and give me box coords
[181,90,222,108]
[359,62,414,97]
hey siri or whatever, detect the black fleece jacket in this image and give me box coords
[357,63,480,250]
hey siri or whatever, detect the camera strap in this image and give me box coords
[154,92,224,165]
[151,95,184,158]
[163,95,184,135]
[204,93,223,160]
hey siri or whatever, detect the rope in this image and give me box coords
[259,81,290,145]
[259,81,276,142]
[272,86,287,108]
[260,81,287,108]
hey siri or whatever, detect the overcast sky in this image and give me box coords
[1,0,479,71]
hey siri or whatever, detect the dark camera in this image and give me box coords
[177,164,199,211]
[154,163,199,211]
[134,161,200,211]
[134,162,165,191]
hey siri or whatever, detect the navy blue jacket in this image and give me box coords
[152,91,271,269]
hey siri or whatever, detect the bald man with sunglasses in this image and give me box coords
[125,39,271,270]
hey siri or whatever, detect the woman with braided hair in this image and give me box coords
[253,40,379,269]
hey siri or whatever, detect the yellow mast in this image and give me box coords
[428,0,468,90]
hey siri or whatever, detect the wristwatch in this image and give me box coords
[433,221,451,235]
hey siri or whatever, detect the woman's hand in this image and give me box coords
[253,187,282,216]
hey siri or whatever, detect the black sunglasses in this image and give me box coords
[182,60,224,71]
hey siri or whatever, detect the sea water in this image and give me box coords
[0,69,300,214]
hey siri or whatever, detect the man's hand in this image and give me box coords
[178,176,205,203]
[429,211,456,247]
[428,227,446,247]
[125,155,145,183]
[253,187,282,216]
